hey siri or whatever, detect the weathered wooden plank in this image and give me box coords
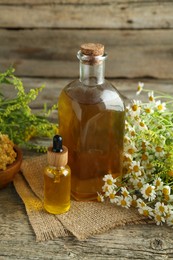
[0,1,172,29]
[1,78,173,109]
[0,29,173,79]
[0,0,170,4]
[1,181,173,259]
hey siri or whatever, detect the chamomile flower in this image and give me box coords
[131,195,138,207]
[153,178,164,191]
[132,178,145,190]
[162,186,171,196]
[116,195,132,209]
[155,100,166,112]
[138,205,154,218]
[130,100,141,116]
[136,198,146,208]
[140,184,156,201]
[124,135,132,145]
[144,104,154,114]
[129,161,143,176]
[121,187,129,197]
[136,120,148,131]
[154,213,165,225]
[140,153,154,167]
[136,82,144,95]
[148,91,155,103]
[103,174,117,187]
[154,145,165,157]
[101,83,173,227]
[124,143,137,155]
[109,191,118,203]
[97,193,104,202]
[155,202,169,217]
[102,183,114,196]
[164,194,173,202]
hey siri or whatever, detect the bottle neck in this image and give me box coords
[77,51,107,86]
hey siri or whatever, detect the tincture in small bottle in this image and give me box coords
[44,135,71,214]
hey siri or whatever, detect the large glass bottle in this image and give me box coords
[58,43,125,201]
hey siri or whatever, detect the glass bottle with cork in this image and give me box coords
[58,43,125,201]
[44,135,71,214]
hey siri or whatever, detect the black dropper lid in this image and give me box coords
[52,135,63,153]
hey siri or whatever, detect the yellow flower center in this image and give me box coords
[145,186,152,196]
[133,165,139,172]
[141,201,146,207]
[143,210,149,217]
[132,104,138,111]
[121,199,127,206]
[162,187,170,195]
[164,195,169,201]
[159,205,165,213]
[109,193,115,199]
[157,104,163,111]
[137,181,143,189]
[107,179,113,185]
[122,191,128,197]
[149,96,154,102]
[156,146,162,152]
[128,148,135,154]
[131,200,137,207]
[123,156,132,162]
[131,131,136,137]
[139,122,145,127]
[142,154,148,161]
[145,108,151,113]
[97,195,102,202]
[156,215,161,222]
[155,180,161,187]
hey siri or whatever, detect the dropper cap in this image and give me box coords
[47,135,68,167]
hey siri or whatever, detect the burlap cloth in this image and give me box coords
[13,155,148,242]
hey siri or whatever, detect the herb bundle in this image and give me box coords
[98,83,173,226]
[0,68,57,152]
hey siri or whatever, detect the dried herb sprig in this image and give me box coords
[0,68,57,152]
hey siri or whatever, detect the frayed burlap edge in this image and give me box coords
[13,173,69,242]
[57,200,149,240]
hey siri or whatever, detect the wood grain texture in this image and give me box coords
[1,182,173,259]
[1,29,173,79]
[0,1,172,29]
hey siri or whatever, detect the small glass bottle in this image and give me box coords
[58,43,125,201]
[44,135,71,214]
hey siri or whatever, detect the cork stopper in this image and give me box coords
[80,43,104,56]
[47,146,68,167]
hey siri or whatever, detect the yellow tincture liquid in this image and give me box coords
[44,165,71,214]
[58,43,125,201]
[44,135,71,214]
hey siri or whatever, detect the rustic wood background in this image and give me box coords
[0,0,173,109]
[1,2,173,259]
[0,0,173,86]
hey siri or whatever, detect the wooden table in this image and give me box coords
[1,79,173,259]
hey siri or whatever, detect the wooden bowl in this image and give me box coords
[0,145,23,189]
